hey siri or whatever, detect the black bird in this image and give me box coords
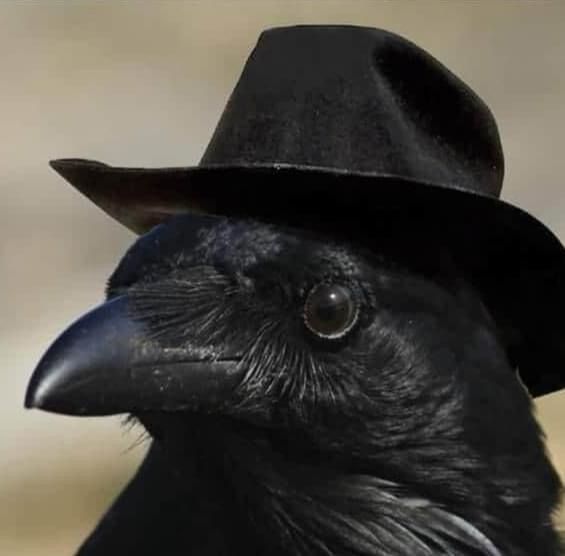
[27,213,562,555]
[25,26,565,555]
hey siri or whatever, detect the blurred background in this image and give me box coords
[1,2,564,554]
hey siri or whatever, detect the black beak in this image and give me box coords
[24,295,244,416]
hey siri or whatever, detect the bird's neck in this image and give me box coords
[171,424,561,556]
[99,415,561,556]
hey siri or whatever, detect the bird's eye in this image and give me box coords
[304,283,359,339]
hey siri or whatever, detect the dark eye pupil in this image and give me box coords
[304,284,358,338]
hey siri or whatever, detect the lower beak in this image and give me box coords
[24,295,244,416]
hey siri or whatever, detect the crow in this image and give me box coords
[26,211,563,555]
[24,23,565,555]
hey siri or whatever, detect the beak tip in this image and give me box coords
[23,393,36,410]
[24,370,88,415]
[24,368,52,410]
[23,296,133,416]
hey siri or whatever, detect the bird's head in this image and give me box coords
[26,213,562,555]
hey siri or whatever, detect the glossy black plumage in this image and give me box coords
[27,214,563,555]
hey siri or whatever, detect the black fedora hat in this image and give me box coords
[49,25,565,397]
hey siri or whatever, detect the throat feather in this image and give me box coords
[226,453,503,556]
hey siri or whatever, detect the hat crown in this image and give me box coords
[201,25,504,198]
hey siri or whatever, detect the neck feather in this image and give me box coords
[218,431,562,556]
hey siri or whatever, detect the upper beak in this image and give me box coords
[24,295,244,416]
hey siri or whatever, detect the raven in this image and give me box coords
[26,213,563,555]
[24,24,565,555]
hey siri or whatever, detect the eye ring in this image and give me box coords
[303,283,359,340]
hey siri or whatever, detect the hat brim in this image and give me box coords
[50,158,565,397]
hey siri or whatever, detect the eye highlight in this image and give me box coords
[303,283,359,339]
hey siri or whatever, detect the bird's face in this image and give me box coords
[22,213,534,457]
[25,214,561,553]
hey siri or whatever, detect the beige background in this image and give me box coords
[1,2,564,554]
